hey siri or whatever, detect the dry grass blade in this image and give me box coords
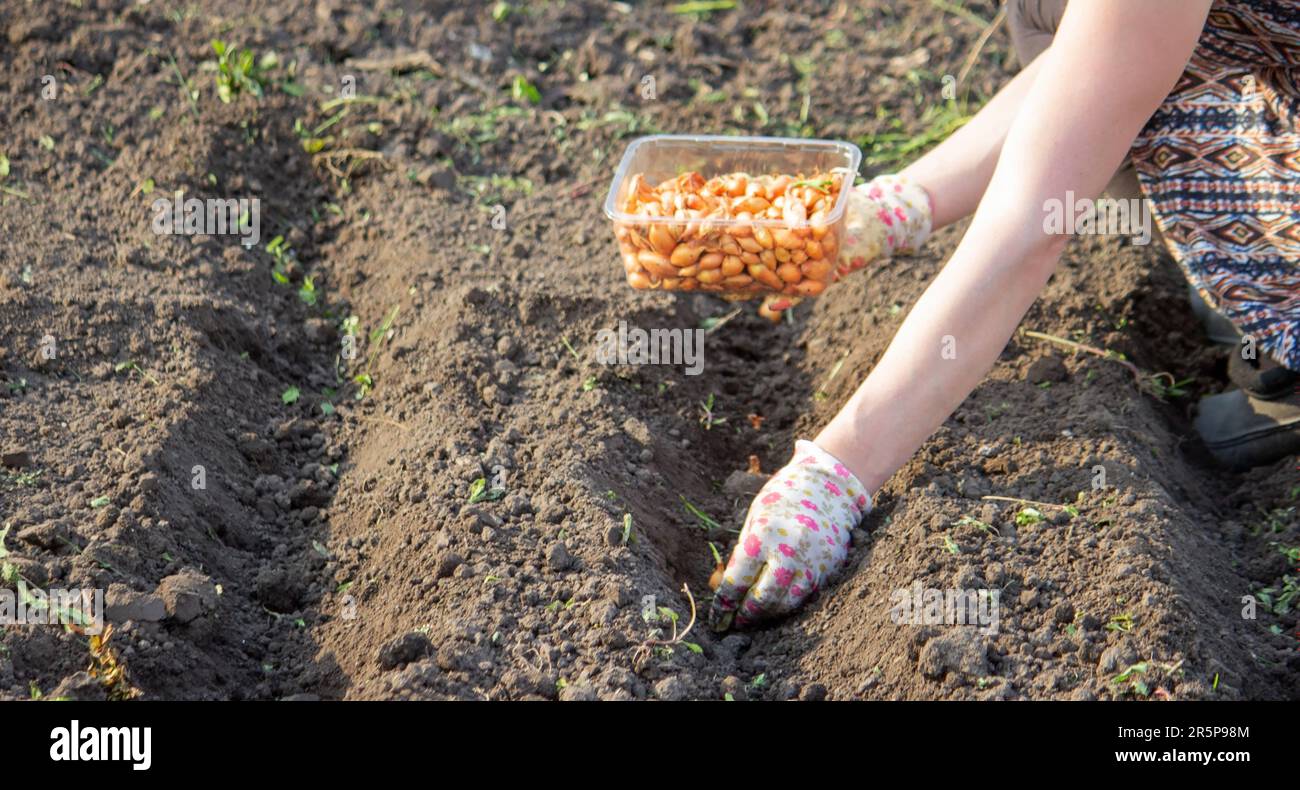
[1020,328,1185,398]
[955,4,1007,88]
[313,148,387,180]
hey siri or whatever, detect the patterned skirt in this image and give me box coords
[1129,0,1300,370]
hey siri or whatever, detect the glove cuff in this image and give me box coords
[792,439,873,515]
[860,174,933,255]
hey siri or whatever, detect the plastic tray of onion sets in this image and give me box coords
[604,135,862,307]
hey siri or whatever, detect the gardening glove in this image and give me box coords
[709,440,871,630]
[759,173,933,321]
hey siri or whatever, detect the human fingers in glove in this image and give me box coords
[709,440,871,631]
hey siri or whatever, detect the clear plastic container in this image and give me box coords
[603,134,862,298]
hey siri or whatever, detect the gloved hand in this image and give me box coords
[709,440,872,630]
[758,173,933,320]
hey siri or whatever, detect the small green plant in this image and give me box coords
[859,100,972,168]
[699,393,726,430]
[459,173,533,207]
[952,515,999,536]
[265,235,294,284]
[621,513,635,545]
[1,468,43,489]
[1106,612,1134,632]
[281,386,300,404]
[297,275,317,306]
[320,392,336,416]
[510,75,541,105]
[1248,505,1297,537]
[352,304,400,399]
[1147,374,1196,399]
[1255,576,1299,616]
[114,360,160,386]
[211,40,270,103]
[633,584,701,664]
[681,496,724,532]
[468,476,505,504]
[0,152,27,199]
[1015,507,1044,527]
[1113,661,1151,697]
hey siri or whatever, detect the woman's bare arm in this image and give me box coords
[816,0,1211,492]
[902,53,1045,229]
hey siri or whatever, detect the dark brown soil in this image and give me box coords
[1,0,1295,701]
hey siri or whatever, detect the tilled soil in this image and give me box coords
[1,0,1296,701]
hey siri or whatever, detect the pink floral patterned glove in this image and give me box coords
[760,174,932,319]
[837,173,933,275]
[709,440,872,630]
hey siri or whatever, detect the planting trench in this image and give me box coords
[0,0,1296,700]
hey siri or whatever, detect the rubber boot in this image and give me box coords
[1193,388,1300,470]
[1228,350,1300,400]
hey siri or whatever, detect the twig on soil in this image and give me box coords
[351,413,406,429]
[981,495,1075,512]
[567,178,603,200]
[930,0,990,27]
[347,51,442,74]
[346,51,493,96]
[814,353,848,401]
[1020,328,1183,398]
[559,336,581,362]
[955,4,1007,89]
[313,148,387,180]
[1022,329,1141,377]
[702,307,743,335]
